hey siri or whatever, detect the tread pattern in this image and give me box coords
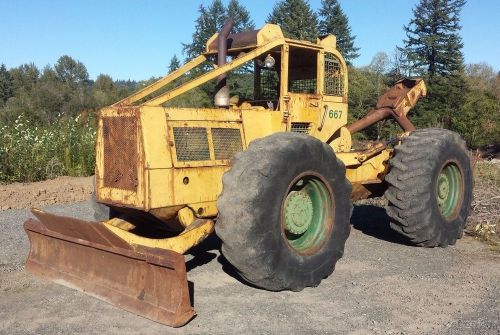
[216,132,352,291]
[385,128,473,247]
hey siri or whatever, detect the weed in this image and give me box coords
[0,115,96,183]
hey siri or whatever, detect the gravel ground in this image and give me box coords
[0,200,499,335]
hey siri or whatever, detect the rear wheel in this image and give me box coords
[216,133,352,291]
[385,128,473,247]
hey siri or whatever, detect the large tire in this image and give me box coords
[385,128,473,247]
[216,132,352,291]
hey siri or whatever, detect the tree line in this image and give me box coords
[1,0,499,149]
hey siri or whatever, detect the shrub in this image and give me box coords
[0,114,96,183]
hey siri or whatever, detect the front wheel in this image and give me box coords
[216,133,352,291]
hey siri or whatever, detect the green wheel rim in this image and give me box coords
[437,162,463,220]
[282,176,333,254]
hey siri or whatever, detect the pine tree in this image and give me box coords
[227,0,255,32]
[182,0,226,60]
[0,64,13,105]
[267,0,318,42]
[168,54,181,73]
[317,0,359,63]
[403,0,468,130]
[403,0,465,77]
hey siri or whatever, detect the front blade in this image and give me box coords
[24,210,195,327]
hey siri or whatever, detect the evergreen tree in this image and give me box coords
[403,0,465,77]
[317,0,359,63]
[267,0,318,42]
[403,0,467,130]
[227,0,255,32]
[182,0,226,60]
[9,63,39,92]
[183,0,255,61]
[0,64,13,105]
[168,54,181,73]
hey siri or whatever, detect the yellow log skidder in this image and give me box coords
[23,20,473,327]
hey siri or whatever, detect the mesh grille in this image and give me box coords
[291,122,311,134]
[324,53,344,96]
[289,79,317,94]
[212,128,243,160]
[261,68,279,100]
[173,127,210,161]
[103,116,138,191]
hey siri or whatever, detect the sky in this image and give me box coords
[1,0,499,81]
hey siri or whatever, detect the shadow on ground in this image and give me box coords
[185,203,412,286]
[186,232,262,288]
[350,204,411,246]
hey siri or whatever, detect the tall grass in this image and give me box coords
[0,114,96,183]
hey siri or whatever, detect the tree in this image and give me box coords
[454,89,500,147]
[403,0,467,130]
[9,63,39,92]
[317,0,359,63]
[0,64,13,105]
[54,55,89,86]
[227,0,255,32]
[93,74,117,107]
[403,0,465,77]
[267,0,318,41]
[368,52,390,75]
[182,0,226,60]
[168,54,181,73]
[465,62,497,93]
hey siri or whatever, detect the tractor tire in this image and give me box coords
[385,128,473,247]
[216,132,352,291]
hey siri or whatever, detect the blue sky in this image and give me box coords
[1,0,498,80]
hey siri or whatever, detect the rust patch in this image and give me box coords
[102,113,139,191]
[24,209,195,327]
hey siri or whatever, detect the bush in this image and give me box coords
[0,114,96,183]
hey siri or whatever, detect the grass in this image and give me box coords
[0,114,96,183]
[466,160,500,249]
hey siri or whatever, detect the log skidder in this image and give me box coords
[385,128,473,247]
[22,19,474,327]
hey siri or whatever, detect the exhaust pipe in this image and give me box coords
[214,18,234,107]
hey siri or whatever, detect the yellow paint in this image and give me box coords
[257,24,285,44]
[177,207,196,227]
[187,201,218,218]
[330,127,352,152]
[241,109,283,145]
[104,218,215,254]
[140,108,172,169]
[345,149,392,184]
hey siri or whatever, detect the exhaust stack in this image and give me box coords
[214,19,234,107]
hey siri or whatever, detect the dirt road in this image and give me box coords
[1,199,499,335]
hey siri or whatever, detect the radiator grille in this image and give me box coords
[173,127,210,161]
[102,115,138,191]
[212,128,243,160]
[291,122,311,134]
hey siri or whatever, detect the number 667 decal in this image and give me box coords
[328,109,342,119]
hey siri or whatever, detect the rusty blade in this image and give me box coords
[24,210,195,327]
